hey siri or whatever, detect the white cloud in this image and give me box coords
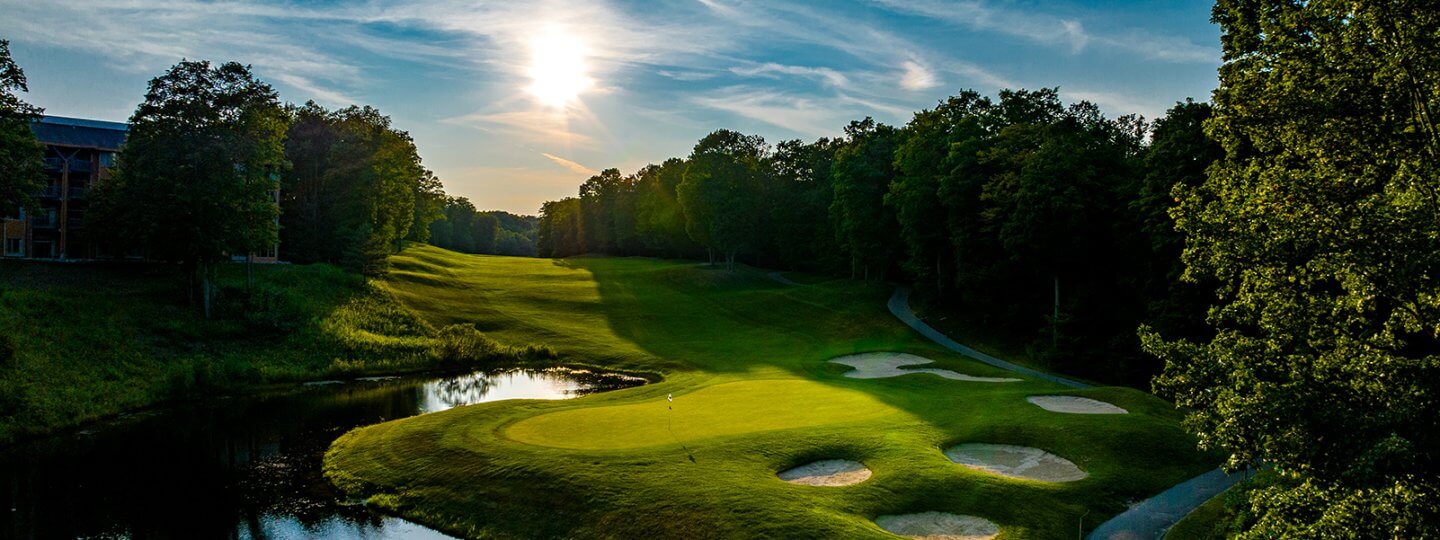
[899,60,939,91]
[868,0,1216,63]
[540,152,599,175]
[731,62,848,88]
[692,87,852,138]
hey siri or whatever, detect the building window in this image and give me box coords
[3,238,20,256]
[99,152,116,167]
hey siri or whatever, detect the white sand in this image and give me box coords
[829,353,1020,382]
[874,512,1000,540]
[944,443,1088,482]
[777,459,872,486]
[1026,395,1128,414]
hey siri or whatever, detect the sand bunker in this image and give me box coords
[1026,395,1128,414]
[944,443,1087,482]
[777,459,872,486]
[829,353,1020,382]
[874,512,1000,540]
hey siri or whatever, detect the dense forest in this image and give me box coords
[536,89,1214,386]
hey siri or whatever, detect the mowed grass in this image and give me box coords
[325,245,1216,539]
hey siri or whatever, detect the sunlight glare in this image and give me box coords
[527,30,593,108]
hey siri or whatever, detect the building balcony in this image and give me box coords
[37,185,61,199]
[40,157,92,173]
[30,217,57,229]
[68,187,88,199]
[67,218,85,229]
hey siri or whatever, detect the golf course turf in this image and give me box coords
[324,245,1216,539]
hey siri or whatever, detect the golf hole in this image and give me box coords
[874,511,1000,539]
[829,353,1020,382]
[944,443,1087,482]
[1026,395,1128,414]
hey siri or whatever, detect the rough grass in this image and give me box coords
[1165,491,1232,540]
[324,245,1218,539]
[0,258,550,441]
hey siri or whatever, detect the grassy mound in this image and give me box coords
[324,245,1216,539]
[0,258,549,441]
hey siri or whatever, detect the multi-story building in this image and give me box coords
[2,116,126,260]
[1,115,279,262]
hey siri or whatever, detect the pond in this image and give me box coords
[0,367,646,539]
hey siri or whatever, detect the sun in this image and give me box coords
[526,30,593,108]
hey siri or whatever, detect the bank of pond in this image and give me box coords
[0,367,645,538]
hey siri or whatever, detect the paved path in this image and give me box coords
[886,286,1089,388]
[767,271,804,287]
[1086,468,1251,540]
[884,284,1243,539]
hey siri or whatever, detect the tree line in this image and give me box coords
[0,54,520,315]
[538,88,1215,386]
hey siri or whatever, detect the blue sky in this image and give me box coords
[0,0,1220,214]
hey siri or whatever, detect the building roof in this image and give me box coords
[32,116,129,151]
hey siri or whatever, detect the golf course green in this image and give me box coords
[324,245,1215,539]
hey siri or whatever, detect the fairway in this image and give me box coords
[324,246,1215,539]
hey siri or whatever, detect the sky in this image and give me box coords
[0,0,1221,215]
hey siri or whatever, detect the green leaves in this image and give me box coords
[0,39,44,217]
[1148,1,1440,534]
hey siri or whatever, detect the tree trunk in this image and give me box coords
[1052,274,1060,349]
[707,248,715,267]
[245,253,254,313]
[936,255,944,295]
[203,262,215,320]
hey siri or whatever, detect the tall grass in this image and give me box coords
[0,260,550,442]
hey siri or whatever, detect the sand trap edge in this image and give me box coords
[777,459,872,486]
[874,511,1000,539]
[829,352,1020,383]
[944,443,1088,483]
[1025,395,1128,414]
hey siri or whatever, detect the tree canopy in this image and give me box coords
[1144,1,1440,535]
[92,60,288,317]
[0,39,43,217]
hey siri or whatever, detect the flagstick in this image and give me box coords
[665,393,694,462]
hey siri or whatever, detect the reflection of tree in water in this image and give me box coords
[430,372,499,407]
[543,367,648,396]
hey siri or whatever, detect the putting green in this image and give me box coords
[506,379,906,449]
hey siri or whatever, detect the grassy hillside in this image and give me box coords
[325,245,1217,539]
[0,258,549,441]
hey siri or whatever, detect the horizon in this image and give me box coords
[0,0,1220,215]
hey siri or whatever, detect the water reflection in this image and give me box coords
[0,368,644,539]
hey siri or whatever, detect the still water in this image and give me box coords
[1,368,645,539]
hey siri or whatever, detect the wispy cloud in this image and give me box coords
[899,61,939,91]
[867,0,1216,63]
[693,87,850,138]
[442,109,596,147]
[540,152,599,175]
[731,62,848,88]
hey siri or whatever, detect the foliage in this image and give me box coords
[0,39,43,217]
[90,60,287,317]
[830,118,901,281]
[1144,1,1440,536]
[279,101,429,275]
[677,130,772,269]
